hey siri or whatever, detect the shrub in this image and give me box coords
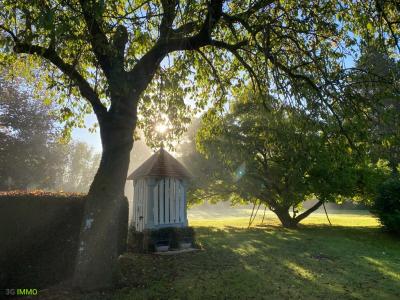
[371,177,400,235]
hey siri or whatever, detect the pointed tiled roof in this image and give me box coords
[127,148,191,180]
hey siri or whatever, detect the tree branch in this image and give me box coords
[267,54,358,151]
[234,0,275,19]
[13,42,107,117]
[128,0,224,96]
[221,0,275,34]
[196,49,224,88]
[172,21,197,36]
[112,25,129,69]
[376,0,400,53]
[78,0,114,79]
[196,48,227,107]
[294,199,324,222]
[0,24,17,40]
[196,0,223,41]
[160,0,178,38]
[211,40,263,93]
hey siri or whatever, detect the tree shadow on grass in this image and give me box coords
[37,225,400,300]
[105,225,399,300]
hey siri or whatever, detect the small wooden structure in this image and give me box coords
[127,148,191,232]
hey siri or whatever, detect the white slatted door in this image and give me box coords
[137,180,142,231]
[175,179,179,223]
[159,179,165,224]
[165,178,170,223]
[170,178,174,223]
[180,181,185,223]
[152,177,185,226]
[135,180,140,231]
[133,181,137,229]
[154,183,159,225]
[169,178,176,223]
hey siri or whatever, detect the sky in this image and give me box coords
[72,114,102,153]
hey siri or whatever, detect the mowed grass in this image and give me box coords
[41,212,399,300]
[187,204,380,228]
[189,212,380,228]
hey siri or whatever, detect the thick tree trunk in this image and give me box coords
[274,208,298,228]
[273,200,325,229]
[72,116,134,291]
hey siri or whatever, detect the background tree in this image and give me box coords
[58,142,101,193]
[340,44,400,230]
[177,118,227,205]
[0,76,65,190]
[1,0,398,289]
[0,75,102,193]
[344,45,400,174]
[196,91,362,228]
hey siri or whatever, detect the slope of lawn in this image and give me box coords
[39,211,399,300]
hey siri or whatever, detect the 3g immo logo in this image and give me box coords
[4,288,38,296]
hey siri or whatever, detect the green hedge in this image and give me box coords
[0,191,86,288]
[371,178,400,235]
[128,226,196,252]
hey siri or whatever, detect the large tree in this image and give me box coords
[0,0,398,290]
[196,92,360,228]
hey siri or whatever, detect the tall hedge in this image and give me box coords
[0,191,86,288]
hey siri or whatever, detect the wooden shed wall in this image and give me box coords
[131,177,186,232]
[132,178,147,232]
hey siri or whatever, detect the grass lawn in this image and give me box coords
[41,212,399,300]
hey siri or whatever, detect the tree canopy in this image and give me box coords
[196,90,366,227]
[0,0,398,141]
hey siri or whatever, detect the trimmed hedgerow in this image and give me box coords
[0,191,86,288]
[371,178,400,235]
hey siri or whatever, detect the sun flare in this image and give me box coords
[155,123,168,134]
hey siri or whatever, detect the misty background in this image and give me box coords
[0,75,365,221]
